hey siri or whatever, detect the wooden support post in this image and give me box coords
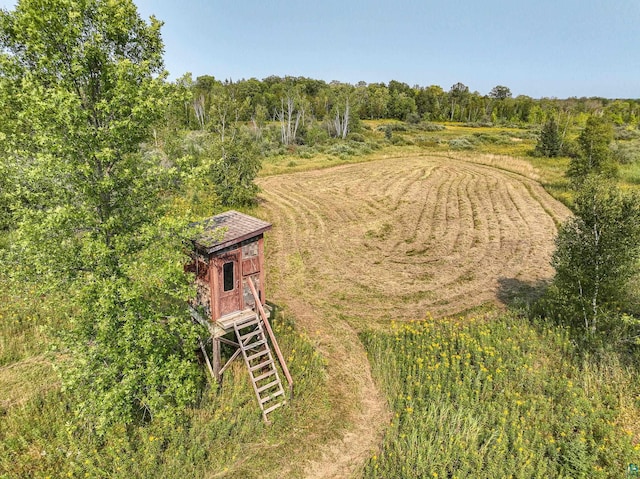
[211,335,221,383]
[199,338,216,382]
[219,348,243,376]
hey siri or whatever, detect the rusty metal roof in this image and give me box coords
[192,210,272,254]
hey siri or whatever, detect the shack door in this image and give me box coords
[218,249,241,316]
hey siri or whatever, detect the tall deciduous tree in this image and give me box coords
[210,133,261,206]
[327,83,354,139]
[489,85,512,100]
[388,91,417,121]
[358,82,389,119]
[448,82,469,121]
[208,81,250,143]
[1,0,169,275]
[0,0,203,430]
[415,85,446,121]
[550,177,640,335]
[277,87,306,146]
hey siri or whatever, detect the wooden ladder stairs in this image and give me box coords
[233,315,286,422]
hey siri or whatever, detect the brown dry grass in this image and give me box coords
[260,153,570,326]
[256,153,570,477]
[0,355,58,409]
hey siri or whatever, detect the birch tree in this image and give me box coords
[551,177,640,335]
[327,84,354,139]
[331,96,350,139]
[448,82,469,121]
[568,115,617,184]
[277,89,305,146]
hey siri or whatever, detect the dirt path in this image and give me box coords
[279,298,388,479]
[257,153,570,478]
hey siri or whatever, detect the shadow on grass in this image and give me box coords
[498,277,640,372]
[496,276,549,310]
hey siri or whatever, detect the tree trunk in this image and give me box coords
[193,94,206,130]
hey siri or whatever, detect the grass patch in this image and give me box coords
[365,223,393,241]
[361,314,640,478]
[621,162,640,186]
[0,311,333,478]
[257,122,537,177]
[0,275,70,367]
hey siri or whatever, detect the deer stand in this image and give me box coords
[187,211,293,423]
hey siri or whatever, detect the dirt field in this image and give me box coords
[257,153,571,478]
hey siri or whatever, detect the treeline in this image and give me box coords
[167,74,640,134]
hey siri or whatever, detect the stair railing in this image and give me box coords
[247,278,294,399]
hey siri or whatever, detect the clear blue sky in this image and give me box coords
[2,0,639,98]
[132,0,638,99]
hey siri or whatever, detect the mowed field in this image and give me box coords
[260,153,570,324]
[256,153,572,478]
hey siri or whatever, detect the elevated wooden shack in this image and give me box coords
[187,211,292,422]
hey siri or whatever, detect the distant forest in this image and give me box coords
[169,74,640,132]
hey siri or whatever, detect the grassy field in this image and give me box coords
[0,306,336,479]
[260,120,640,206]
[258,153,569,324]
[258,122,536,178]
[255,148,587,476]
[2,121,640,477]
[361,316,640,478]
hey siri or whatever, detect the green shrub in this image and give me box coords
[415,135,443,148]
[327,142,356,156]
[391,136,411,146]
[472,132,512,145]
[463,121,494,128]
[302,124,330,146]
[296,145,318,159]
[448,137,478,150]
[405,112,421,124]
[416,122,445,132]
[561,139,580,158]
[614,126,640,141]
[612,141,640,164]
[378,123,408,132]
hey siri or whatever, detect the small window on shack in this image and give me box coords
[242,241,259,258]
[223,261,234,291]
